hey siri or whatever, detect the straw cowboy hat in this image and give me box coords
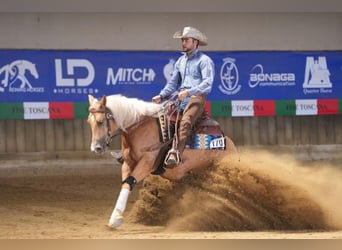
[173,26,208,46]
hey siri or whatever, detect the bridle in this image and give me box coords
[89,107,121,146]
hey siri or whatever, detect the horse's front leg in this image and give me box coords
[107,160,131,228]
[107,156,154,228]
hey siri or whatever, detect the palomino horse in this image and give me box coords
[87,94,237,228]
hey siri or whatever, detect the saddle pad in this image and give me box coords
[190,134,226,150]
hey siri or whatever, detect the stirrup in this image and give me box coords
[164,149,181,166]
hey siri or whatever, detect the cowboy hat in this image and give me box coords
[173,26,208,46]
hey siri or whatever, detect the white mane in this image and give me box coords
[105,94,162,131]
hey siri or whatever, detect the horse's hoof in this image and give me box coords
[107,218,123,228]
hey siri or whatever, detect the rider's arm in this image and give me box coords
[160,60,181,99]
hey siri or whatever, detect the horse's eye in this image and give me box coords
[96,120,105,126]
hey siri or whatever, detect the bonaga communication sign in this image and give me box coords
[210,51,341,101]
[0,50,341,103]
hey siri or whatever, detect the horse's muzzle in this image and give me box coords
[91,141,106,154]
[94,146,105,154]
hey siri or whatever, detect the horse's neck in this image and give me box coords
[107,95,161,131]
[122,117,160,151]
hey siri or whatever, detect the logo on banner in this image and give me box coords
[54,59,97,95]
[106,67,156,85]
[303,56,332,94]
[249,64,295,88]
[219,57,241,95]
[0,60,44,93]
[163,59,176,83]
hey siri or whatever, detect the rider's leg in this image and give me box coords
[178,95,205,155]
[166,95,205,166]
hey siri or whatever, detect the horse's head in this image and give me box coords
[87,94,119,154]
[20,60,39,79]
[28,63,39,79]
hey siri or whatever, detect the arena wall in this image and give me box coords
[0,13,341,152]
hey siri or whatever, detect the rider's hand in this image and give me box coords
[152,95,162,104]
[178,90,189,101]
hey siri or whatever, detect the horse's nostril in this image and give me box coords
[95,146,103,153]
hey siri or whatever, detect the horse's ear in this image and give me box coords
[100,95,107,106]
[88,94,95,104]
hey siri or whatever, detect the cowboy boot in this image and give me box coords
[165,151,178,166]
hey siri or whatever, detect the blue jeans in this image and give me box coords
[177,96,190,114]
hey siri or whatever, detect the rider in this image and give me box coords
[152,26,215,166]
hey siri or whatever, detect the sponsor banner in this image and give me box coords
[317,99,339,115]
[1,50,341,104]
[295,99,318,116]
[210,101,232,117]
[208,99,340,117]
[0,102,78,120]
[0,49,341,119]
[205,101,211,117]
[73,102,89,119]
[213,100,275,117]
[211,52,341,101]
[276,100,296,116]
[23,102,49,119]
[0,103,23,119]
[0,99,340,120]
[254,100,275,116]
[49,102,74,119]
[294,99,339,115]
[232,100,254,117]
[0,50,174,103]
